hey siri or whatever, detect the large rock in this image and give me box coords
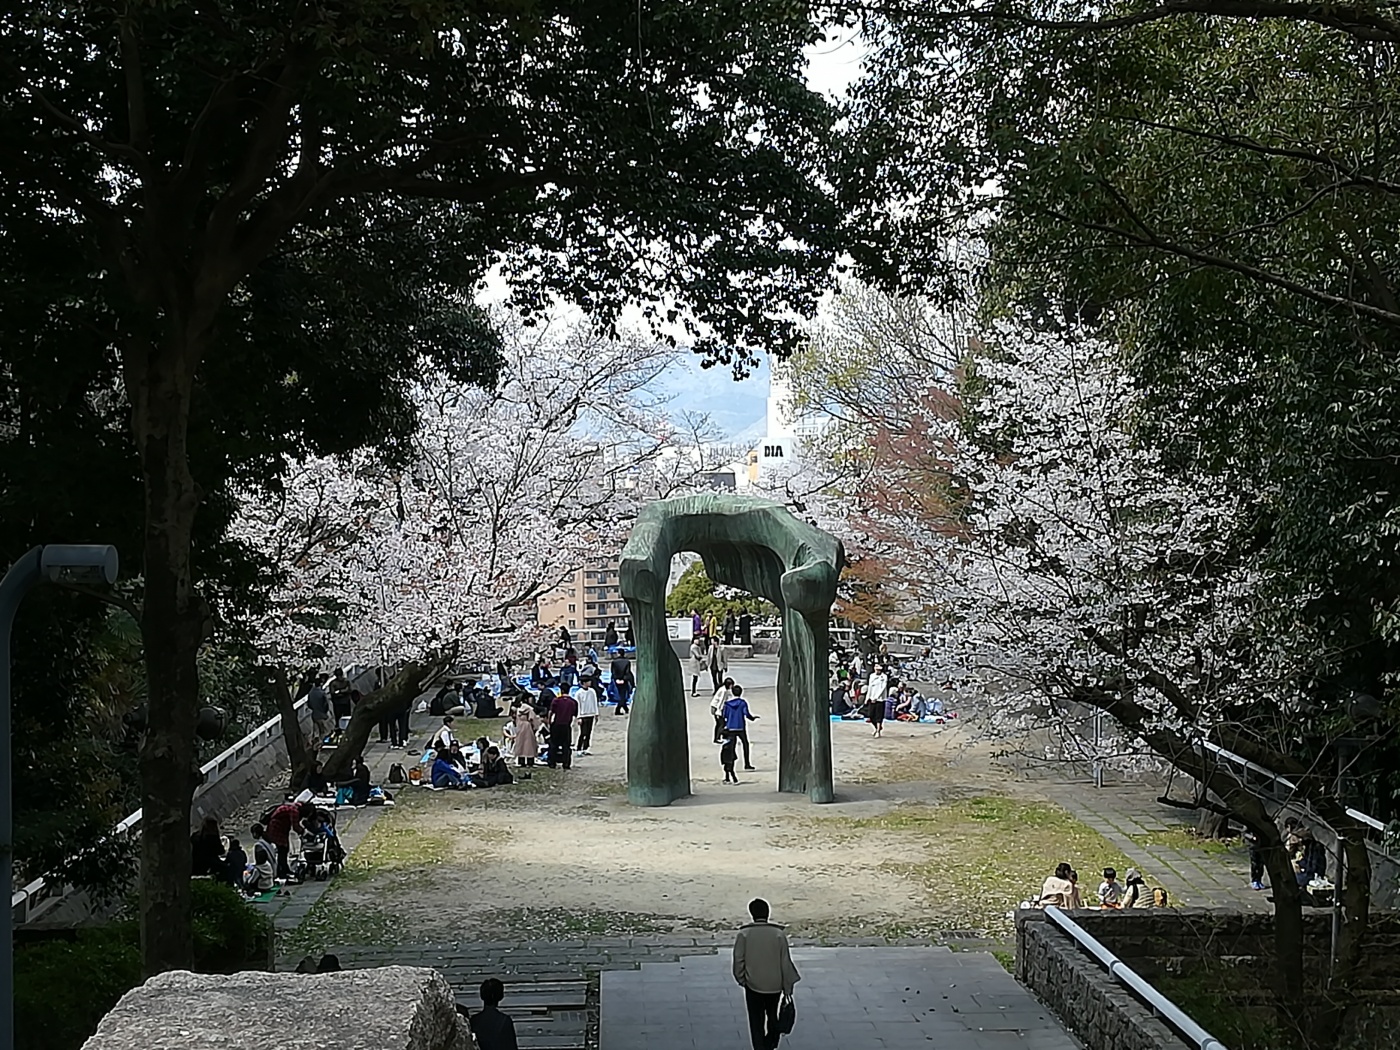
[82,966,468,1050]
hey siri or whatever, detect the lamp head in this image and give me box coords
[41,545,119,585]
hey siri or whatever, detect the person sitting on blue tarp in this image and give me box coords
[432,749,471,789]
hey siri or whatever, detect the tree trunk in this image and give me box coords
[320,658,445,779]
[1195,808,1232,839]
[130,339,205,977]
[269,665,313,792]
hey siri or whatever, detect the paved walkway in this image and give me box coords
[600,947,1080,1050]
[236,709,427,932]
[1040,775,1268,911]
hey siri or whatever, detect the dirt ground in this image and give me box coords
[314,657,1055,945]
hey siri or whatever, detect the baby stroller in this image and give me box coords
[295,807,346,882]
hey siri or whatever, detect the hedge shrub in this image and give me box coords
[16,881,272,1050]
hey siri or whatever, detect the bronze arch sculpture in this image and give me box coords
[619,493,845,806]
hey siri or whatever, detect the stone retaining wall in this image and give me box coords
[191,705,310,831]
[1016,910,1185,1050]
[1018,908,1400,1050]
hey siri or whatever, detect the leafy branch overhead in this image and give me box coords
[10,0,847,369]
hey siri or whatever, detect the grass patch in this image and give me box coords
[992,949,1015,973]
[282,895,398,956]
[789,915,976,943]
[334,820,454,887]
[473,907,678,940]
[828,796,1145,937]
[1132,824,1236,856]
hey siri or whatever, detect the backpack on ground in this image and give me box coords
[388,762,406,784]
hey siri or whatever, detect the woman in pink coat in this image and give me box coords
[513,703,541,767]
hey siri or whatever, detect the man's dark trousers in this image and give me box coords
[744,987,781,1050]
[731,727,753,768]
[393,709,410,747]
[577,715,596,751]
[614,681,631,714]
[548,723,572,769]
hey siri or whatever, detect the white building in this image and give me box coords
[744,362,824,491]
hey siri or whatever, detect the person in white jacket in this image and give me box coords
[733,898,800,1050]
[575,674,601,755]
[710,676,734,743]
[689,637,707,696]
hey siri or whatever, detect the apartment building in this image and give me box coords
[536,557,631,637]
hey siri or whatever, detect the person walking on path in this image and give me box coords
[689,637,707,696]
[575,673,600,755]
[611,653,634,714]
[721,733,740,784]
[306,674,332,745]
[708,637,729,691]
[865,666,889,737]
[738,610,752,646]
[548,688,578,769]
[723,684,759,770]
[733,898,800,1050]
[723,610,736,646]
[711,676,735,743]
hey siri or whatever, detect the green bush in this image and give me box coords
[15,926,140,1050]
[191,879,272,972]
[16,881,272,1050]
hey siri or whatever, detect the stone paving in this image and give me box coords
[600,947,1082,1050]
[1040,774,1269,911]
[236,711,427,932]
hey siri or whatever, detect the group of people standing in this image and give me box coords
[708,676,759,782]
[690,607,755,648]
[689,634,731,694]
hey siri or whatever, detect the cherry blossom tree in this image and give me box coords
[229,320,714,770]
[803,311,1375,1018]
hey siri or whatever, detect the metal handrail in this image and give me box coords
[1042,906,1228,1050]
[1200,740,1386,833]
[11,696,307,922]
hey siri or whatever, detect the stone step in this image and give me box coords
[518,1037,585,1050]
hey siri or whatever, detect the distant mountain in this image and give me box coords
[655,352,769,444]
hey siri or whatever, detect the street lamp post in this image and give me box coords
[0,544,118,1050]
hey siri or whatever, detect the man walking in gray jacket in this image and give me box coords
[732,898,800,1050]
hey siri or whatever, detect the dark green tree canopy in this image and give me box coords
[7,0,847,370]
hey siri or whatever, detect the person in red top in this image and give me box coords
[547,688,578,770]
[265,800,314,878]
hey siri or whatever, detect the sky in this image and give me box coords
[652,26,867,444]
